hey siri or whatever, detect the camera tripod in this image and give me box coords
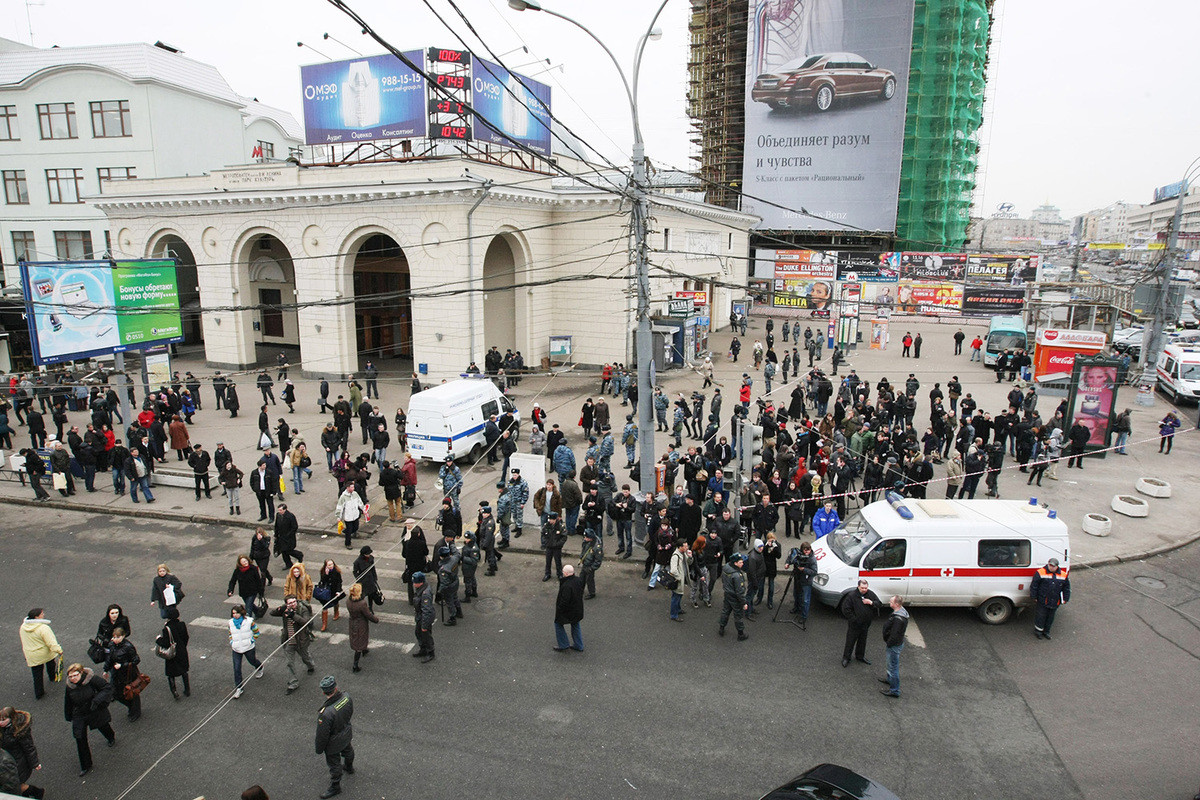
[771,572,805,630]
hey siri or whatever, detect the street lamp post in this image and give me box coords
[508,0,667,498]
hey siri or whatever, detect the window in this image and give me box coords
[862,539,907,570]
[481,400,499,420]
[11,231,35,262]
[978,539,1031,568]
[46,168,84,203]
[90,100,131,138]
[259,288,284,337]
[104,230,112,257]
[255,140,274,160]
[663,228,671,251]
[3,170,28,204]
[98,167,137,183]
[54,231,94,260]
[0,105,17,140]
[37,103,77,139]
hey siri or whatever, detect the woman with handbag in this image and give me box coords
[284,562,314,602]
[316,559,344,632]
[0,706,44,798]
[227,555,266,619]
[227,605,263,699]
[346,583,379,673]
[95,604,131,650]
[401,525,430,606]
[63,663,116,776]
[102,628,142,722]
[157,607,190,700]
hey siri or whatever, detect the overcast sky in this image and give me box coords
[4,0,1197,220]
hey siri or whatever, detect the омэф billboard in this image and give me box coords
[20,260,183,366]
[742,0,916,232]
[471,56,552,157]
[301,51,428,145]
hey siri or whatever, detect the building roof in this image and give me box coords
[0,38,301,142]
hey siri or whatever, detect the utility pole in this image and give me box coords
[1141,183,1188,371]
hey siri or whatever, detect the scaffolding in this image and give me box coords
[686,0,747,211]
[686,0,995,251]
[895,0,995,250]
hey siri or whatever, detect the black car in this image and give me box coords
[759,764,902,800]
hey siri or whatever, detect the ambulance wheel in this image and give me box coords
[1111,494,1149,518]
[1136,477,1172,498]
[1082,513,1112,536]
[976,596,1014,625]
[468,444,483,465]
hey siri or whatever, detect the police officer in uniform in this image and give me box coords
[411,572,435,663]
[315,675,354,798]
[435,539,463,625]
[719,553,750,641]
[461,530,481,602]
[1031,558,1070,639]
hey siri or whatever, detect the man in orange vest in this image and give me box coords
[1031,558,1070,640]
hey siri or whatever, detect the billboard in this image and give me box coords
[21,260,183,366]
[896,281,962,315]
[472,57,552,156]
[1066,356,1121,453]
[1154,180,1186,203]
[741,0,916,231]
[898,252,968,281]
[300,51,427,145]
[835,251,899,282]
[966,254,1041,285]
[962,286,1025,315]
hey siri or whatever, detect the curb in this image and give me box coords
[1073,528,1200,569]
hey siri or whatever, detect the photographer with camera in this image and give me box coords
[270,595,315,694]
[786,542,818,626]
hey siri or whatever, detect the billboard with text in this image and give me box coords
[741,0,916,231]
[300,51,428,145]
[472,57,552,157]
[21,260,183,366]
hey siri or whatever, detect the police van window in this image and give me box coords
[978,540,1031,567]
[481,400,499,419]
[500,395,515,413]
[863,539,906,570]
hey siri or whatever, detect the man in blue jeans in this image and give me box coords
[879,596,909,698]
[124,446,155,504]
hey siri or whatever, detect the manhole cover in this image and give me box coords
[472,597,504,614]
[1135,576,1167,589]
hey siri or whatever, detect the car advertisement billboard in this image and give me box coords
[962,286,1025,315]
[895,281,962,315]
[21,260,183,366]
[471,57,552,157]
[741,0,916,232]
[300,51,428,145]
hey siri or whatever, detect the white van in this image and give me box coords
[810,495,1069,624]
[406,378,520,463]
[1155,342,1200,404]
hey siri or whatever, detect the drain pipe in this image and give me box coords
[466,179,494,365]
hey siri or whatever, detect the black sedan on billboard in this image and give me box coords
[752,53,896,112]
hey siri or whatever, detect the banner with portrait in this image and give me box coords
[896,281,962,315]
[966,254,1041,286]
[1066,356,1121,455]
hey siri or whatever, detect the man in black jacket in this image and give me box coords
[274,504,302,567]
[315,675,354,798]
[411,572,435,663]
[553,564,585,652]
[840,579,882,667]
[880,596,909,698]
[188,444,212,500]
[1066,419,1091,469]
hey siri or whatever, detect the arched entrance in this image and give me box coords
[352,234,412,360]
[482,235,518,354]
[150,234,201,345]
[235,233,299,357]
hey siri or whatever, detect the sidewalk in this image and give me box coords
[3,316,1198,567]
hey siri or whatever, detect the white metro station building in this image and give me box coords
[95,154,754,380]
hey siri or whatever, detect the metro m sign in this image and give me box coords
[251,145,263,160]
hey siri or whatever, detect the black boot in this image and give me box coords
[320,784,342,799]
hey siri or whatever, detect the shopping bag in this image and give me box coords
[52,473,67,491]
[279,477,287,495]
[259,431,272,449]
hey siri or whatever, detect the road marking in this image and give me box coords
[188,615,415,652]
[905,616,926,649]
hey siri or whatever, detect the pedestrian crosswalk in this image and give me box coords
[188,615,416,652]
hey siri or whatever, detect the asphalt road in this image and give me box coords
[5,507,1199,800]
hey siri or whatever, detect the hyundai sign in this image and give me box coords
[471,56,552,157]
[300,51,428,145]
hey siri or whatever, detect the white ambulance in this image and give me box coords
[810,494,1069,624]
[406,378,520,463]
[1155,342,1200,404]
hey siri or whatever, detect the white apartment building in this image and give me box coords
[0,36,301,344]
[1075,201,1139,244]
[95,156,754,380]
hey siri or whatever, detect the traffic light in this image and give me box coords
[740,421,764,476]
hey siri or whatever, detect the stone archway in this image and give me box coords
[482,235,518,354]
[234,233,299,361]
[148,233,201,345]
[352,233,412,360]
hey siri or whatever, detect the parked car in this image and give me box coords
[751,52,896,112]
[758,764,902,800]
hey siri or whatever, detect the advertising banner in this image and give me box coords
[859,282,896,314]
[21,260,183,366]
[771,249,838,279]
[300,52,428,145]
[472,57,552,157]
[869,318,889,349]
[898,252,968,281]
[772,278,834,312]
[835,251,898,282]
[1032,328,1107,381]
[741,0,916,231]
[966,254,1040,285]
[896,281,962,315]
[1066,356,1120,453]
[962,286,1025,315]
